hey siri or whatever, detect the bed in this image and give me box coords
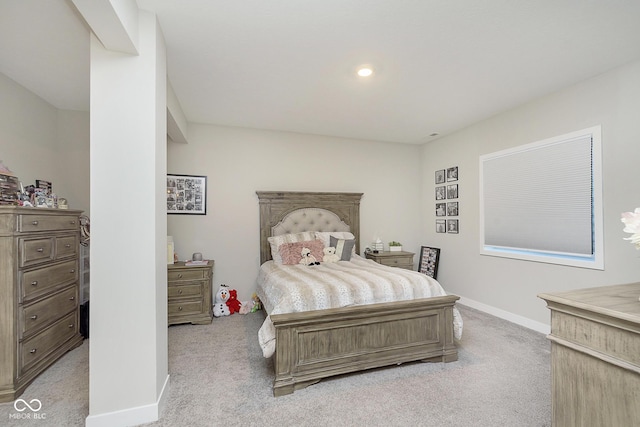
[255,191,462,396]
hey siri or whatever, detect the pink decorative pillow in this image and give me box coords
[279,239,325,265]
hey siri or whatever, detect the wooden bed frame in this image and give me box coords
[257,191,459,396]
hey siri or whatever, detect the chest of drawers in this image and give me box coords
[167,261,213,325]
[365,251,415,270]
[539,283,640,426]
[0,207,84,403]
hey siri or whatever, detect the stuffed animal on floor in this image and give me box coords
[226,289,242,315]
[240,293,262,314]
[299,247,320,266]
[239,300,253,315]
[322,246,340,263]
[250,293,262,312]
[213,284,231,317]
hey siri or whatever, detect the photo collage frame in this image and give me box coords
[167,174,207,215]
[435,166,459,234]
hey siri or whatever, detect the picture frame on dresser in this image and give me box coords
[418,246,440,279]
[167,174,207,215]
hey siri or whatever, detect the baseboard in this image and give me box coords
[85,374,170,427]
[458,296,550,335]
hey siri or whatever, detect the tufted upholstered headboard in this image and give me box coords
[256,191,363,265]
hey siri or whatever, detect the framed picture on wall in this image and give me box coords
[447,219,459,234]
[447,201,458,216]
[418,246,441,279]
[167,174,207,215]
[435,169,446,184]
[436,219,446,233]
[447,184,458,199]
[447,166,459,182]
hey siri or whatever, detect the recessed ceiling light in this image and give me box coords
[357,66,374,77]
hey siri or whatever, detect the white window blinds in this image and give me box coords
[480,126,603,269]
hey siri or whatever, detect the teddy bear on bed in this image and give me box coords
[299,247,320,266]
[322,246,340,263]
[213,284,231,317]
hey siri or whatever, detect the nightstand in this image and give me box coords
[167,261,213,325]
[365,251,415,270]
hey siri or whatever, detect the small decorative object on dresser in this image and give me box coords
[0,160,20,205]
[167,260,213,325]
[0,207,84,403]
[371,238,384,252]
[418,246,441,279]
[365,250,414,270]
[388,241,402,251]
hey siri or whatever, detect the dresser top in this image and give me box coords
[366,251,414,257]
[539,282,640,323]
[168,260,213,269]
[0,206,83,214]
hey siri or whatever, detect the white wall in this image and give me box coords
[87,10,168,426]
[6,51,639,338]
[0,72,90,213]
[421,59,640,328]
[56,109,91,214]
[168,124,424,300]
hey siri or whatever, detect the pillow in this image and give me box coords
[330,236,356,261]
[279,239,325,265]
[315,232,356,254]
[268,232,317,264]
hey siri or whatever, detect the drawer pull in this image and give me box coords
[178,306,183,311]
[30,315,38,320]
[31,221,39,226]
[37,247,44,253]
[31,281,38,286]
[69,296,75,301]
[178,290,183,294]
[65,244,71,248]
[68,324,74,328]
[178,273,183,278]
[70,269,75,273]
[30,349,37,354]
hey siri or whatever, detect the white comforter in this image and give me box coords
[256,255,463,358]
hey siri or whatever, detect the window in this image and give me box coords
[479,126,603,269]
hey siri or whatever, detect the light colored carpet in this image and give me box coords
[0,305,551,426]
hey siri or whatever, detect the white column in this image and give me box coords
[86,10,168,427]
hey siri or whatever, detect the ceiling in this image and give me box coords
[2,1,640,144]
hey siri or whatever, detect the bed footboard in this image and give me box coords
[270,295,459,396]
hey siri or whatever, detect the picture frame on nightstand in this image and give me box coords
[418,246,440,279]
